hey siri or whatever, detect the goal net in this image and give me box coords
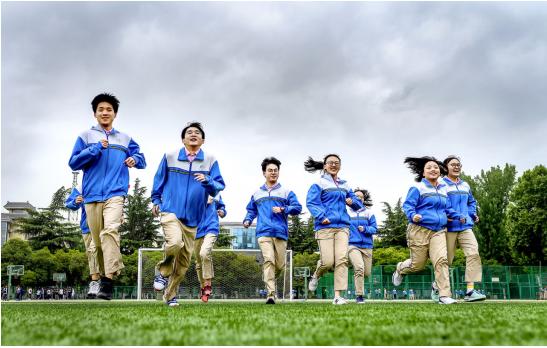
[137,248,293,301]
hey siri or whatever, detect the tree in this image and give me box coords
[288,214,317,254]
[377,198,407,248]
[461,164,517,264]
[49,186,71,214]
[119,178,161,255]
[15,209,82,252]
[216,227,235,249]
[505,165,547,265]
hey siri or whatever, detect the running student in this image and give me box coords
[347,189,377,304]
[441,155,486,302]
[69,93,146,300]
[305,154,364,305]
[194,194,226,303]
[151,122,225,307]
[243,157,302,304]
[65,186,100,299]
[392,156,464,305]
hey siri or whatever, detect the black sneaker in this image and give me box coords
[97,277,113,301]
[266,296,276,304]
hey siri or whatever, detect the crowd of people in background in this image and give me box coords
[1,286,78,300]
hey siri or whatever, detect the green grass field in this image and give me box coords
[2,300,546,345]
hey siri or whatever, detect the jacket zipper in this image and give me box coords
[102,129,110,200]
[183,161,193,222]
[434,184,441,230]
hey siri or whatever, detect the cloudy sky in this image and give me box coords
[2,2,546,223]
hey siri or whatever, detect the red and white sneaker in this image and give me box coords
[200,285,212,303]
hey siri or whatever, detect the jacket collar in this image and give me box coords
[91,124,119,135]
[442,176,462,186]
[421,178,444,189]
[260,183,281,191]
[321,173,346,185]
[178,148,204,161]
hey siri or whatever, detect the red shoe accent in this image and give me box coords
[204,285,212,296]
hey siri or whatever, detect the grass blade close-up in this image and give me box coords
[1,300,546,345]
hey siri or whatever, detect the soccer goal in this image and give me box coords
[137,248,293,301]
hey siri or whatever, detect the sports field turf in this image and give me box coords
[2,300,546,345]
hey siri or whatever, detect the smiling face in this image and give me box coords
[323,155,341,176]
[423,161,441,181]
[263,163,280,185]
[447,158,462,178]
[94,102,116,129]
[182,126,204,149]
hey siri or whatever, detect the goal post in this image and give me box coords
[137,248,293,301]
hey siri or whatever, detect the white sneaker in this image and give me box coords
[332,297,348,305]
[308,276,319,291]
[153,274,169,291]
[438,296,457,305]
[87,281,100,298]
[431,282,439,302]
[392,262,403,286]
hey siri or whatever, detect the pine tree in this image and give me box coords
[287,214,317,254]
[377,198,407,247]
[119,178,161,255]
[15,187,82,252]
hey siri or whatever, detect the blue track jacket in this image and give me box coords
[403,178,465,232]
[68,125,146,203]
[243,183,302,240]
[151,148,225,228]
[348,207,377,249]
[442,177,478,232]
[65,187,89,234]
[307,174,364,231]
[196,195,227,239]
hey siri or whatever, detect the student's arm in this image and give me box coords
[127,138,146,169]
[285,191,303,216]
[151,155,168,207]
[365,214,378,235]
[68,136,103,171]
[65,188,82,211]
[403,187,420,222]
[306,184,327,222]
[243,195,258,226]
[216,196,227,218]
[200,161,225,197]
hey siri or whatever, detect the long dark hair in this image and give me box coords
[354,188,373,208]
[304,154,341,173]
[404,156,446,182]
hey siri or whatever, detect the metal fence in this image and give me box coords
[307,265,546,300]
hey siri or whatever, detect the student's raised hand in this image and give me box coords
[100,139,109,148]
[412,214,422,223]
[272,206,284,214]
[321,218,331,225]
[358,226,364,232]
[459,217,466,223]
[75,195,84,204]
[474,215,480,223]
[243,221,250,228]
[345,198,353,206]
[217,210,225,218]
[124,157,136,168]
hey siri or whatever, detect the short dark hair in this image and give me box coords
[443,155,461,167]
[181,122,205,140]
[261,157,281,172]
[91,93,120,113]
[304,154,341,173]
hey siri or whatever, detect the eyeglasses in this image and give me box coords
[449,163,462,168]
[326,161,340,166]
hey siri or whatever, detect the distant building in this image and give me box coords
[220,222,258,250]
[1,201,36,246]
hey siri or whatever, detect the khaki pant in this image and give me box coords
[348,246,372,296]
[156,212,196,301]
[446,229,482,283]
[85,196,125,276]
[313,228,349,291]
[194,233,217,287]
[257,237,287,297]
[397,224,451,297]
[82,233,100,276]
